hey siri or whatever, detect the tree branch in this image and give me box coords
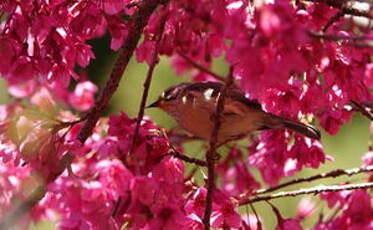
[308,31,373,47]
[253,165,373,195]
[128,11,168,156]
[176,51,227,83]
[249,203,263,230]
[322,10,345,32]
[350,100,373,121]
[203,88,224,230]
[169,149,207,167]
[203,68,234,230]
[306,0,373,20]
[239,182,373,205]
[308,31,373,41]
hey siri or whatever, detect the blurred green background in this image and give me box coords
[2,35,369,230]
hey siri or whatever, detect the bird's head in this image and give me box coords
[147,83,188,114]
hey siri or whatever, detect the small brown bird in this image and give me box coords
[148,82,320,146]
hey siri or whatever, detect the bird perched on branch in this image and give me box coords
[148,82,320,146]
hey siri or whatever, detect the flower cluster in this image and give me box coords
[249,130,330,185]
[0,0,132,87]
[33,112,243,229]
[317,190,373,230]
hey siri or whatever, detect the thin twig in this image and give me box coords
[239,182,373,205]
[253,165,373,195]
[203,68,234,230]
[308,31,373,47]
[176,51,227,83]
[350,100,373,121]
[185,167,198,181]
[159,129,207,166]
[0,1,168,229]
[128,12,168,156]
[169,150,207,167]
[358,101,373,108]
[322,11,345,32]
[305,0,373,20]
[111,196,122,216]
[324,206,342,223]
[249,203,263,230]
[308,31,373,41]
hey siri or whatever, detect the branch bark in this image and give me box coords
[322,11,345,32]
[308,31,373,41]
[240,182,373,205]
[176,51,227,83]
[253,165,373,195]
[203,68,234,230]
[305,0,373,20]
[169,150,207,167]
[128,11,168,156]
[203,87,224,230]
[350,100,373,120]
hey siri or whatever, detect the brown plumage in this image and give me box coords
[148,82,320,146]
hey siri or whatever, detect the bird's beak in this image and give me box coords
[146,100,160,108]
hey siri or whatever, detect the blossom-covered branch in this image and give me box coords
[77,0,168,144]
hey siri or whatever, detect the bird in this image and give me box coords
[147,81,320,146]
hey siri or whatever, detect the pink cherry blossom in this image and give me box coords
[185,188,207,218]
[320,190,351,208]
[319,110,352,135]
[8,80,37,98]
[217,148,260,195]
[94,0,130,15]
[276,218,303,230]
[211,201,242,229]
[297,197,317,220]
[130,176,158,206]
[0,161,31,219]
[316,190,373,230]
[69,81,98,111]
[249,130,288,185]
[148,204,189,230]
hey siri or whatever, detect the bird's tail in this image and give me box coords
[263,114,321,140]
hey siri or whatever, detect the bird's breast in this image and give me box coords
[173,93,265,145]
